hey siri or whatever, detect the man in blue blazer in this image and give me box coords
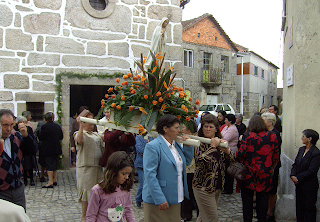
[142,115,193,222]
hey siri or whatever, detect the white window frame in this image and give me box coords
[183,49,193,68]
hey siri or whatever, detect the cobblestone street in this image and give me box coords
[25,169,250,222]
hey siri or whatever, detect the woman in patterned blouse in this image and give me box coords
[192,114,234,222]
[237,115,279,222]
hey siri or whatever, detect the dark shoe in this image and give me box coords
[24,181,28,186]
[136,202,142,208]
[40,177,46,182]
[266,215,275,222]
[30,181,35,186]
[53,182,58,186]
[42,184,54,188]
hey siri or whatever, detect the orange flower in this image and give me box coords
[185,108,188,113]
[138,124,147,135]
[195,114,198,118]
[128,73,133,77]
[169,62,173,71]
[195,100,200,105]
[163,82,168,89]
[101,100,104,105]
[152,66,157,73]
[129,106,134,111]
[123,75,128,79]
[161,103,167,111]
[155,52,162,58]
[116,78,120,83]
[122,81,128,86]
[131,89,136,94]
[167,93,171,98]
[111,103,116,108]
[141,75,146,82]
[173,86,178,91]
[139,107,148,115]
[144,95,148,99]
[118,86,122,90]
[177,115,181,120]
[101,105,105,109]
[186,116,191,121]
[121,95,125,101]
[158,97,163,103]
[173,105,177,108]
[152,100,157,106]
[116,105,121,110]
[156,91,161,97]
[133,76,138,81]
[179,92,184,98]
[189,98,192,102]
[181,105,186,110]
[195,110,199,114]
[114,86,118,91]
[178,87,183,91]
[111,95,116,98]
[105,94,109,99]
[108,87,113,93]
[155,60,159,66]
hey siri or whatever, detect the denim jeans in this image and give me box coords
[135,167,144,204]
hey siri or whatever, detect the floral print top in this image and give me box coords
[237,131,279,192]
[192,143,235,193]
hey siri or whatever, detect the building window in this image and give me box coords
[184,49,193,68]
[221,56,229,72]
[26,102,44,122]
[269,70,272,83]
[197,33,200,38]
[203,52,212,70]
[254,66,258,76]
[261,69,264,79]
[89,0,107,11]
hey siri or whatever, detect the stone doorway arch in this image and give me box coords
[60,75,115,168]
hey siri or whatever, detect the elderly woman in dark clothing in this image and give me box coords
[237,115,279,222]
[235,113,246,137]
[290,129,320,222]
[39,112,64,188]
[261,112,282,221]
[15,116,37,186]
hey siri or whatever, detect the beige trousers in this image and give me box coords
[193,187,222,222]
[144,202,181,222]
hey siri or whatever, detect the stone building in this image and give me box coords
[181,14,238,109]
[235,45,279,118]
[0,0,184,167]
[277,0,320,221]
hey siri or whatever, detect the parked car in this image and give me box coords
[198,104,235,117]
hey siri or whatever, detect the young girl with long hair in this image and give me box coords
[86,151,135,222]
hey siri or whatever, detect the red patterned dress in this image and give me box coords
[237,131,279,192]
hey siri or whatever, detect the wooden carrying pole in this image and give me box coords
[80,117,228,148]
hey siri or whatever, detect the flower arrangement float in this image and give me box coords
[79,52,227,147]
[100,52,199,134]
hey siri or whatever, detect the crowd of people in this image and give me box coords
[0,102,320,222]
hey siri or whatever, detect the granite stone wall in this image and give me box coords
[0,0,183,167]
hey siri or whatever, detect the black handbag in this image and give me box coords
[227,161,247,181]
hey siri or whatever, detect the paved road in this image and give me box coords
[25,169,251,222]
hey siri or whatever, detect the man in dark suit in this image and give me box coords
[38,112,63,188]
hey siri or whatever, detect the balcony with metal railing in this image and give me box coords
[201,68,223,86]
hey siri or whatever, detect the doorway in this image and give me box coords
[70,85,112,117]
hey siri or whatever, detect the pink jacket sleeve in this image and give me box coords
[123,191,135,222]
[86,186,100,222]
